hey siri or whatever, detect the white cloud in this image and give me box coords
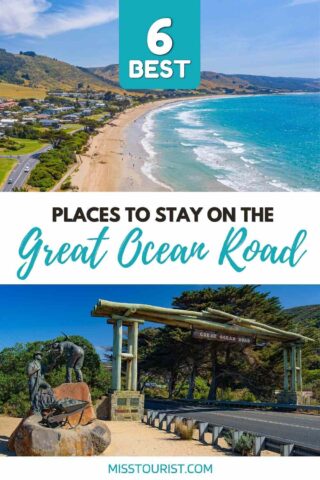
[289,0,320,6]
[0,0,118,37]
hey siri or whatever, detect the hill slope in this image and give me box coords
[91,64,320,93]
[1,48,319,95]
[0,49,120,92]
[285,305,320,327]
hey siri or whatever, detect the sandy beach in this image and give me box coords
[70,96,232,192]
[70,98,180,192]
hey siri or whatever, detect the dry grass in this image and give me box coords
[0,82,46,100]
[175,419,195,440]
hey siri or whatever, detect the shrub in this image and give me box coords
[28,131,89,190]
[175,419,194,440]
[61,177,72,190]
[224,430,255,456]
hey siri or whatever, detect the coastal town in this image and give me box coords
[0,88,152,191]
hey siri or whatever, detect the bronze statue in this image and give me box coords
[27,351,55,413]
[52,338,85,383]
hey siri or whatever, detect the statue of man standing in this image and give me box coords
[52,340,85,383]
[27,351,52,412]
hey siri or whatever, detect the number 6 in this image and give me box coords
[147,18,173,56]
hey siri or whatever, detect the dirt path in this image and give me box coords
[0,416,226,456]
[104,421,226,456]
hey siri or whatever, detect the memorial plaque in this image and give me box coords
[193,329,253,345]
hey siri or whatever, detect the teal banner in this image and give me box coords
[119,0,200,90]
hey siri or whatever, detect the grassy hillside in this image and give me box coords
[0,82,46,99]
[0,49,120,93]
[0,48,319,98]
[285,305,320,327]
[232,74,320,92]
[91,64,320,94]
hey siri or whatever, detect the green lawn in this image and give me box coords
[61,123,83,133]
[87,113,105,121]
[0,138,47,155]
[0,158,17,187]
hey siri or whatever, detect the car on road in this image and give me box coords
[24,165,30,173]
[7,178,13,184]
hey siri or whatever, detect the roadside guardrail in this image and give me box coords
[143,409,320,456]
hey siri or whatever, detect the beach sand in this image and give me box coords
[70,96,232,192]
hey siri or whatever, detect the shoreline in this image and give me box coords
[69,91,318,193]
[70,95,232,192]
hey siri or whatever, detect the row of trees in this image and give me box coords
[137,286,320,402]
[0,335,110,417]
[27,130,89,191]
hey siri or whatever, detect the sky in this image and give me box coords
[0,284,319,354]
[0,0,319,76]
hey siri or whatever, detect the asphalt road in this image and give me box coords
[1,145,51,192]
[145,400,320,450]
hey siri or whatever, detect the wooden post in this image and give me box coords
[297,346,303,392]
[114,318,123,391]
[126,325,134,390]
[290,345,297,392]
[283,348,289,391]
[131,321,139,391]
[111,323,118,391]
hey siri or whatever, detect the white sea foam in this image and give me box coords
[140,111,173,191]
[176,110,203,127]
[192,145,292,192]
[193,146,232,172]
[139,96,304,192]
[268,179,292,192]
[219,139,245,154]
[175,127,217,142]
[141,112,156,159]
[241,156,258,165]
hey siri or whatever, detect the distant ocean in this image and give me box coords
[139,94,320,191]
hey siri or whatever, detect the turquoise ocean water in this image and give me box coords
[140,94,320,191]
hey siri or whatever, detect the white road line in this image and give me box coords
[205,412,320,431]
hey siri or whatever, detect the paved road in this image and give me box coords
[1,145,51,192]
[146,400,320,450]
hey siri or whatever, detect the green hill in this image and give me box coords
[0,48,319,96]
[285,305,320,327]
[91,64,320,94]
[0,49,120,92]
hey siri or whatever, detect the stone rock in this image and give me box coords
[53,382,96,427]
[9,382,96,450]
[8,415,30,452]
[95,396,108,420]
[14,415,111,456]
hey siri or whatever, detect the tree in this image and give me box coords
[138,286,294,401]
[80,118,100,133]
[0,336,110,417]
[172,285,291,400]
[44,129,70,148]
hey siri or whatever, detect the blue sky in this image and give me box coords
[0,285,319,354]
[0,0,319,76]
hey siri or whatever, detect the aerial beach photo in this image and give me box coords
[0,0,319,192]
